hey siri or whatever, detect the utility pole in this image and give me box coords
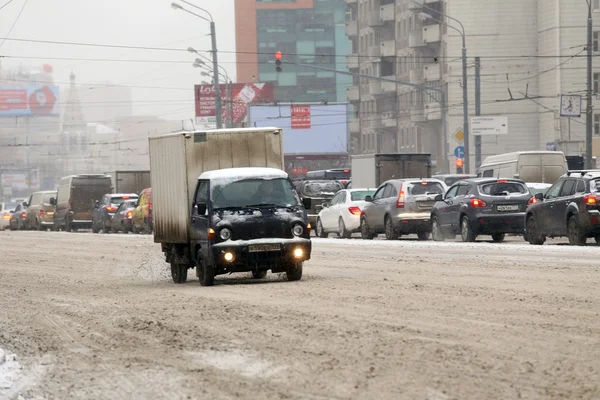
[586,1,593,169]
[210,21,223,129]
[474,57,482,169]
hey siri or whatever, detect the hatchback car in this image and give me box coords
[525,171,600,245]
[9,203,28,230]
[110,200,138,233]
[0,203,17,231]
[430,178,531,242]
[316,188,376,238]
[92,193,138,233]
[360,179,447,240]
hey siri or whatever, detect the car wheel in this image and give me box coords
[431,217,445,242]
[103,225,111,234]
[491,233,505,243]
[65,218,72,233]
[252,270,267,279]
[92,222,99,234]
[197,251,214,286]
[567,215,587,246]
[460,216,476,242]
[360,217,374,240]
[526,217,545,245]
[338,218,351,239]
[170,262,188,284]
[417,232,430,241]
[316,218,327,238]
[384,216,397,240]
[285,262,303,282]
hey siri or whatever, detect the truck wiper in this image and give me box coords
[245,203,290,209]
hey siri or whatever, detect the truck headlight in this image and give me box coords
[220,228,232,241]
[292,224,304,237]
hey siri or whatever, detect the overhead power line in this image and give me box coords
[0,0,28,48]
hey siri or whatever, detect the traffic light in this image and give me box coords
[456,158,464,174]
[275,51,282,72]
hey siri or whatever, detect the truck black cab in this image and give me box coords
[171,168,312,286]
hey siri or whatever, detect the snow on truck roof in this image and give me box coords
[199,168,288,181]
[149,127,282,140]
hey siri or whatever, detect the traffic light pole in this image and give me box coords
[210,21,223,129]
[282,60,449,173]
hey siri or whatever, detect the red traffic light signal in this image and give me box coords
[456,158,464,173]
[275,51,282,60]
[275,51,282,72]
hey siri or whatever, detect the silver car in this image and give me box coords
[360,178,447,240]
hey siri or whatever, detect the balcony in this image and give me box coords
[382,112,397,128]
[409,68,424,84]
[347,86,359,102]
[423,24,441,44]
[346,54,359,70]
[423,63,440,81]
[409,30,425,48]
[349,119,360,134]
[345,20,358,37]
[370,118,383,130]
[380,3,395,22]
[410,106,426,123]
[370,80,383,96]
[381,40,396,57]
[424,102,441,121]
[368,45,381,58]
[367,8,382,27]
[381,76,397,92]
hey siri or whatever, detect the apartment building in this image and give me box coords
[346,0,597,172]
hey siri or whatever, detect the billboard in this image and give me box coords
[1,169,40,191]
[194,82,274,125]
[248,104,349,154]
[0,86,60,117]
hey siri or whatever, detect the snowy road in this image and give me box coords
[0,231,599,399]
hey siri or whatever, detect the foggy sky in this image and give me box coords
[0,0,236,123]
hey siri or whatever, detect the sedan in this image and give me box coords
[9,203,28,231]
[316,189,376,238]
[430,178,532,243]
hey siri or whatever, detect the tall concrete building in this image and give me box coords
[235,0,352,103]
[346,0,598,172]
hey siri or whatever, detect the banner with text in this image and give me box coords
[291,105,311,129]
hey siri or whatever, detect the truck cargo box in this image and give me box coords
[351,153,431,189]
[149,128,284,244]
[104,171,150,194]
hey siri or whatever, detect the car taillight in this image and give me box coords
[584,194,598,205]
[528,197,537,206]
[396,185,405,208]
[470,199,487,208]
[21,212,26,218]
[2,214,10,220]
[40,210,45,217]
[127,211,132,219]
[105,206,116,212]
[149,203,152,210]
[348,206,361,215]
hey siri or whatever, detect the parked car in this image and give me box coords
[132,188,152,234]
[110,200,138,233]
[92,193,138,233]
[360,179,447,240]
[52,174,113,232]
[294,180,344,228]
[430,178,531,243]
[9,203,28,230]
[25,191,57,231]
[525,171,600,246]
[316,188,376,238]
[0,202,17,231]
[432,174,477,186]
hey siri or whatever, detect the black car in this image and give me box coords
[92,193,138,233]
[525,171,600,246]
[293,180,344,228]
[430,178,531,242]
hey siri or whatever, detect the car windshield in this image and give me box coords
[5,203,17,212]
[212,177,301,209]
[302,181,343,197]
[592,179,600,192]
[408,182,445,195]
[350,190,376,201]
[480,182,528,196]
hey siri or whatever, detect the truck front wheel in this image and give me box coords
[285,262,303,282]
[197,251,214,287]
[171,262,188,284]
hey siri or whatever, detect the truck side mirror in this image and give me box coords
[195,203,207,215]
[302,198,312,209]
[49,198,56,206]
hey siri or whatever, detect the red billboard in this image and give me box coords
[194,82,274,124]
[290,105,311,129]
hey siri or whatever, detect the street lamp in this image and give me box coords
[172,2,223,129]
[418,9,470,173]
[585,0,593,169]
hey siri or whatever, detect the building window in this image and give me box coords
[595,73,599,94]
[594,31,600,51]
[594,0,600,10]
[595,115,600,135]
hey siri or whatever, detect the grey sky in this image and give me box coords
[0,0,236,122]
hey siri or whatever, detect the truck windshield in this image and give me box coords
[211,178,301,209]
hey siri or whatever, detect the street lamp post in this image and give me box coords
[586,0,593,169]
[171,2,223,129]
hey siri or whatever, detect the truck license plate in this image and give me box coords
[248,243,281,252]
[497,205,519,212]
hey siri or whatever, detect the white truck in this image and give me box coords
[149,128,312,285]
[351,153,432,189]
[477,151,568,184]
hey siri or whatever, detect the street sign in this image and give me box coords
[471,116,508,136]
[546,142,557,151]
[454,129,464,143]
[560,95,582,117]
[454,146,465,159]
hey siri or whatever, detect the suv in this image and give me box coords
[525,171,600,245]
[360,179,447,240]
[430,178,531,242]
[92,193,138,233]
[25,191,57,231]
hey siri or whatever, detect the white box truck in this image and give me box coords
[477,151,568,184]
[351,153,432,189]
[149,128,312,286]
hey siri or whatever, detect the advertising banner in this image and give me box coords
[291,105,311,129]
[1,169,39,190]
[0,86,60,117]
[194,82,274,125]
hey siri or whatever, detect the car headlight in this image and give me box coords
[292,224,304,237]
[220,228,232,241]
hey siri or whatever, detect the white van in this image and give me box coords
[477,151,568,184]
